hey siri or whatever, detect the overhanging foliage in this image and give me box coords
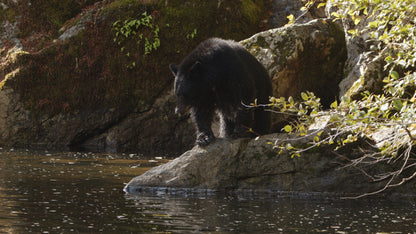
[270,0,416,198]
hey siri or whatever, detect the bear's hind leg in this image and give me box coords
[233,109,254,138]
[219,112,235,138]
[253,107,271,135]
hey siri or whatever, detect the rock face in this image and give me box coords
[242,19,347,109]
[125,133,409,197]
[80,92,195,154]
[269,0,326,28]
[241,19,347,131]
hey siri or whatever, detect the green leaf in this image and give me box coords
[291,153,300,158]
[301,92,308,101]
[331,12,342,19]
[368,21,378,28]
[317,3,326,8]
[284,125,292,133]
[392,99,403,110]
[347,29,358,35]
[286,143,294,150]
[390,70,399,80]
[330,100,338,109]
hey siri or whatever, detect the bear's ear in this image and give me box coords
[169,64,178,76]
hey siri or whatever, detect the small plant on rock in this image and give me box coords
[112,12,160,68]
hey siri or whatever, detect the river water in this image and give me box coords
[0,148,416,233]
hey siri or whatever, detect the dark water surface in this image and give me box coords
[0,148,416,233]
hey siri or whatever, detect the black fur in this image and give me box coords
[170,38,272,146]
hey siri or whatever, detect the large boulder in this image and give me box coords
[124,133,414,197]
[242,19,347,108]
[242,18,347,131]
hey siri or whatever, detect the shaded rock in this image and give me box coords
[80,92,195,155]
[269,0,315,27]
[269,0,326,28]
[125,133,408,196]
[0,87,30,145]
[0,87,129,150]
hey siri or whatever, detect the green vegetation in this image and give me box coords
[112,12,161,67]
[271,0,416,198]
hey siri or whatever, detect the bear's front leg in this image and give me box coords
[191,106,215,146]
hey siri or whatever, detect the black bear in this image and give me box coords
[169,38,272,146]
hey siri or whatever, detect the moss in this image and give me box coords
[241,0,263,25]
[256,36,268,48]
[0,7,17,22]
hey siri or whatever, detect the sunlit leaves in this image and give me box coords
[286,14,295,24]
[301,92,309,101]
[284,125,292,133]
[317,2,327,8]
[330,100,338,109]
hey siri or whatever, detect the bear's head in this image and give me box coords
[169,61,203,115]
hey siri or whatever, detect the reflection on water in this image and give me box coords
[0,148,416,232]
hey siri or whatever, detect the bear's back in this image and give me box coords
[179,38,271,96]
[181,38,238,68]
